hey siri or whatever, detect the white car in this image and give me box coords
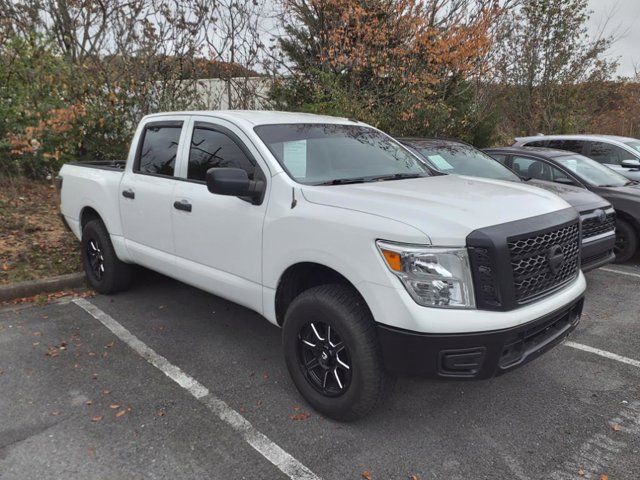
[58,111,586,420]
[514,134,640,181]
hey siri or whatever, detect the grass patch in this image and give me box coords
[0,177,81,285]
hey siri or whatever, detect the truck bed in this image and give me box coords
[68,160,126,171]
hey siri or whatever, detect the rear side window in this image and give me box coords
[524,140,548,148]
[136,123,183,176]
[487,153,507,164]
[588,141,635,165]
[187,125,256,181]
[546,139,584,154]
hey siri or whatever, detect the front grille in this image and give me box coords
[508,222,580,303]
[582,210,615,240]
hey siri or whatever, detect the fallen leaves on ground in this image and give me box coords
[51,410,61,416]
[578,469,586,477]
[156,410,165,417]
[362,471,372,480]
[115,410,127,418]
[109,404,120,409]
[91,415,103,422]
[102,389,111,395]
[409,476,419,480]
[600,474,609,480]
[611,423,622,432]
[289,412,310,421]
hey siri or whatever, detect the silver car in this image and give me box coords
[513,134,640,181]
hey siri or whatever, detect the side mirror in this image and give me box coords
[621,159,640,169]
[206,167,264,202]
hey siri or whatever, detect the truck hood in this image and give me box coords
[301,174,571,245]
[526,179,610,211]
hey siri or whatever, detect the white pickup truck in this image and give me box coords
[59,111,586,420]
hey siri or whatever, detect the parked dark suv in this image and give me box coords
[513,135,640,182]
[400,138,616,271]
[485,146,640,263]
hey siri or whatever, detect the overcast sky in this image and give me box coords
[587,0,640,77]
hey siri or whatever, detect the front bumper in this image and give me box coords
[376,296,583,379]
[581,232,615,272]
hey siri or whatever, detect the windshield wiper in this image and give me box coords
[365,173,427,182]
[314,177,368,186]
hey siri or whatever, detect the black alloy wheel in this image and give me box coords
[298,321,352,397]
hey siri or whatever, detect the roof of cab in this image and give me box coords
[142,110,360,126]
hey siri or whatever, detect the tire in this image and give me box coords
[613,218,637,263]
[81,219,133,294]
[282,284,395,421]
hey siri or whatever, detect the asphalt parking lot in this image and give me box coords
[1,261,640,480]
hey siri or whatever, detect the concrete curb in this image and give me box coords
[0,272,86,302]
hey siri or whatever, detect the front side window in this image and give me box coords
[137,124,182,176]
[511,156,551,181]
[587,141,634,165]
[624,140,640,154]
[188,126,255,181]
[254,124,431,185]
[554,154,628,187]
[409,141,519,182]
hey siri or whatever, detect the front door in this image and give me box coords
[170,118,269,312]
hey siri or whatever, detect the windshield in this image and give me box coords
[624,140,640,154]
[554,154,629,187]
[254,124,432,185]
[407,141,520,182]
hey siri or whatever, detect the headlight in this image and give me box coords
[376,241,475,309]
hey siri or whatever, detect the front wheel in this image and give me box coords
[81,219,133,294]
[614,219,638,263]
[282,284,395,421]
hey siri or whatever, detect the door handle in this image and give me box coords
[122,189,135,199]
[173,200,192,212]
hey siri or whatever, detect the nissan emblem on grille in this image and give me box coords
[547,245,565,274]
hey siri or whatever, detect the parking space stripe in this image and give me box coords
[72,297,321,480]
[599,267,640,279]
[565,341,640,369]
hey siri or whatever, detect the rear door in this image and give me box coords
[170,116,269,312]
[119,119,187,269]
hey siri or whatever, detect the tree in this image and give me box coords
[493,0,618,135]
[271,0,502,141]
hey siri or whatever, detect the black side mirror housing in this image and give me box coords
[206,168,265,203]
[621,159,640,169]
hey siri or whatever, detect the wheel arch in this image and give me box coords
[274,262,370,326]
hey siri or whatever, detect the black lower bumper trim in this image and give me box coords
[376,296,584,379]
[581,233,616,272]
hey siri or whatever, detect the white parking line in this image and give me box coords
[599,267,640,279]
[72,297,321,480]
[565,341,640,369]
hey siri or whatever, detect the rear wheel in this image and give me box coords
[81,219,133,294]
[282,284,395,421]
[613,219,637,263]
